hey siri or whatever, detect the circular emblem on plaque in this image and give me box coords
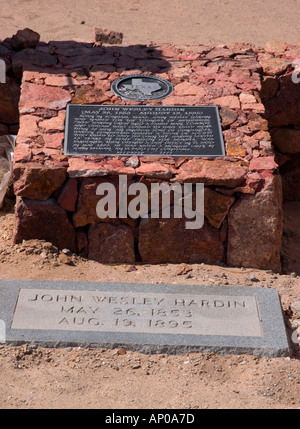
[111,74,173,101]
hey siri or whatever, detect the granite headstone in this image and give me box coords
[0,279,289,357]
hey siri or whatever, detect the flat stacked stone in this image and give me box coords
[1,31,299,271]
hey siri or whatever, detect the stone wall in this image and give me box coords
[1,30,299,272]
[259,42,300,272]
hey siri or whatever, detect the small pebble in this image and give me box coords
[132,364,141,369]
[291,301,300,318]
[250,274,260,282]
[62,248,72,256]
[59,253,73,265]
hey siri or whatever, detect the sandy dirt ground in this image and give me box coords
[0,0,300,47]
[0,0,300,410]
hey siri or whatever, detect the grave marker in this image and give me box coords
[0,279,289,356]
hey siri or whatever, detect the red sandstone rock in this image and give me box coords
[264,41,288,54]
[72,176,120,227]
[13,162,67,200]
[108,159,136,175]
[22,69,73,83]
[94,80,112,92]
[18,114,40,137]
[264,73,300,127]
[71,85,111,104]
[94,27,123,45]
[162,94,205,105]
[42,133,64,149]
[228,69,256,89]
[136,162,173,180]
[156,44,182,59]
[45,154,69,167]
[223,128,243,141]
[139,217,224,264]
[191,64,219,84]
[44,75,81,87]
[89,68,110,80]
[179,52,201,61]
[249,156,278,172]
[239,93,257,104]
[0,77,20,124]
[139,156,175,165]
[258,50,276,61]
[175,159,247,187]
[219,107,238,127]
[241,102,265,114]
[57,178,78,212]
[13,197,76,251]
[125,156,140,168]
[173,81,206,97]
[235,75,261,92]
[227,175,283,272]
[235,57,262,73]
[247,114,269,132]
[11,28,40,50]
[88,223,135,264]
[252,130,271,141]
[67,157,135,178]
[42,147,65,157]
[204,188,235,229]
[68,158,109,178]
[244,171,262,189]
[19,82,71,111]
[232,170,263,194]
[169,66,192,82]
[226,42,255,53]
[225,140,247,157]
[260,57,292,76]
[283,46,300,60]
[13,144,32,162]
[22,69,49,84]
[205,47,234,60]
[39,110,66,132]
[210,95,240,109]
[201,82,236,101]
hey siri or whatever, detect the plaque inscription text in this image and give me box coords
[64,105,225,157]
